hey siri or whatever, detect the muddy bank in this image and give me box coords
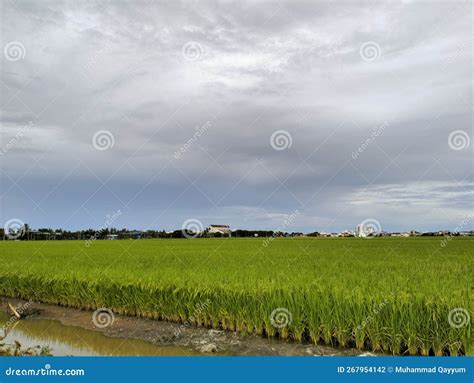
[1,298,367,356]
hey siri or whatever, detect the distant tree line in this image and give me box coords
[2,224,471,241]
[1,225,307,241]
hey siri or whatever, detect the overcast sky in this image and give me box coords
[1,0,472,233]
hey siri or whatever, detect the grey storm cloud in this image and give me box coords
[0,0,472,232]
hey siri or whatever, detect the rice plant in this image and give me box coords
[0,237,471,355]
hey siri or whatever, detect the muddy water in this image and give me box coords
[1,299,366,356]
[0,311,197,356]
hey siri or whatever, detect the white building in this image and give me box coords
[355,224,364,237]
[355,224,376,237]
[207,224,232,237]
[338,230,354,237]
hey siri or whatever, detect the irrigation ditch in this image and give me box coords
[0,298,367,357]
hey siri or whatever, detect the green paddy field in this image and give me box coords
[0,237,471,355]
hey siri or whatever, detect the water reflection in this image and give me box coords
[0,311,197,356]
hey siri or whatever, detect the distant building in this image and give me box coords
[338,230,354,237]
[207,224,232,237]
[28,231,62,240]
[355,224,373,237]
[122,231,143,239]
[106,234,119,240]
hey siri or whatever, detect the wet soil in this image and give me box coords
[1,297,366,356]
